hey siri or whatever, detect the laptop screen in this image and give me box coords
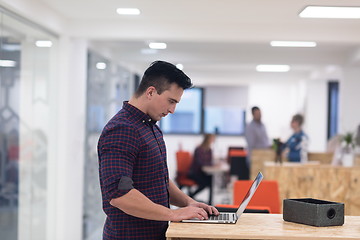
[235,172,264,217]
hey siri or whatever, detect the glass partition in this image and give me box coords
[0,7,58,240]
[84,50,132,240]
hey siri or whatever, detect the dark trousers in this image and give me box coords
[189,171,213,205]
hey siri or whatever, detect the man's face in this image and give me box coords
[148,83,184,121]
[253,109,261,121]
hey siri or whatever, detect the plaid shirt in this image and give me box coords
[98,102,169,240]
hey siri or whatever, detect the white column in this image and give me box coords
[305,78,328,152]
[340,67,360,134]
[54,37,87,240]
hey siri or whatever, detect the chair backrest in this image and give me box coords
[233,180,280,213]
[228,147,247,157]
[228,147,249,180]
[176,151,192,173]
[175,151,196,186]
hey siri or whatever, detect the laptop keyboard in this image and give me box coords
[209,213,230,221]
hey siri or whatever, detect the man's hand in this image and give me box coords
[170,201,220,222]
[170,206,210,222]
[188,201,219,216]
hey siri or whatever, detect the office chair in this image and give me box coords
[175,151,196,195]
[228,147,249,180]
[216,179,280,214]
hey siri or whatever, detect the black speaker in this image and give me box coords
[283,198,344,227]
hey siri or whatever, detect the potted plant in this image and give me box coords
[341,132,355,167]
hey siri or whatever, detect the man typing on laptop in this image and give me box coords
[98,61,219,240]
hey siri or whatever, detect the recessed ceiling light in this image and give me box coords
[176,64,184,70]
[149,42,167,50]
[256,65,290,72]
[270,41,317,47]
[96,62,107,70]
[299,6,360,19]
[0,60,16,67]
[2,44,21,51]
[35,40,52,48]
[116,8,141,15]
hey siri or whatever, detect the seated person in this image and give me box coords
[188,134,215,205]
[281,114,308,163]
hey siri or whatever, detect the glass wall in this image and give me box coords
[84,50,132,240]
[0,7,58,240]
[160,88,203,134]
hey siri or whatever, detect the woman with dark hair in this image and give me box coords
[189,134,215,204]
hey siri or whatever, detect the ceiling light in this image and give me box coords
[176,64,184,70]
[96,62,107,70]
[299,6,360,19]
[0,60,16,67]
[256,65,290,72]
[149,42,167,50]
[116,8,140,15]
[2,44,21,51]
[35,40,53,48]
[270,41,317,47]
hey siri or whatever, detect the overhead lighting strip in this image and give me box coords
[300,6,360,19]
[256,65,290,72]
[270,41,317,47]
[149,42,167,50]
[116,8,141,15]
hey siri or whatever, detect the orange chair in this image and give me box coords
[175,151,196,193]
[216,180,280,214]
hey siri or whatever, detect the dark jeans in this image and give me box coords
[189,171,213,205]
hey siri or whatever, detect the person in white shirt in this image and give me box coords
[245,106,270,167]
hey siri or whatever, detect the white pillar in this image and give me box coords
[54,37,87,240]
[340,67,360,134]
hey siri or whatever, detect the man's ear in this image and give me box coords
[146,86,156,99]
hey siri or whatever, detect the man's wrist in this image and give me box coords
[186,197,197,206]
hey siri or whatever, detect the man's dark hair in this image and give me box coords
[134,60,193,97]
[251,106,260,115]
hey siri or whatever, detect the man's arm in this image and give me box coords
[109,187,212,221]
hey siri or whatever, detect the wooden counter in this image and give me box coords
[166,214,360,240]
[264,162,360,215]
[250,149,338,179]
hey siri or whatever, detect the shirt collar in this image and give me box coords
[123,101,157,125]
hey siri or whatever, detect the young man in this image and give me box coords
[98,61,218,240]
[245,106,270,166]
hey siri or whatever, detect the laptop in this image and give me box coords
[182,172,264,224]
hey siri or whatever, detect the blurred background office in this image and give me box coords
[1,1,360,240]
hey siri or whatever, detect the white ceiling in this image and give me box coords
[39,0,360,84]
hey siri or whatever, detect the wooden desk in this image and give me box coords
[166,214,360,240]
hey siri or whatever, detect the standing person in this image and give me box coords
[282,114,308,163]
[245,106,270,166]
[97,61,218,240]
[189,134,215,205]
